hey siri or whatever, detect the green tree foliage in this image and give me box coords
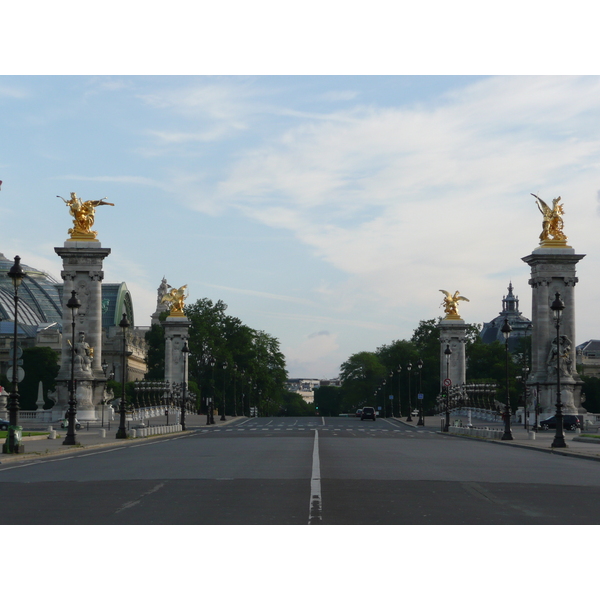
[314,385,342,416]
[340,351,386,412]
[19,347,60,410]
[144,313,167,380]
[277,390,315,417]
[143,298,288,416]
[581,376,600,413]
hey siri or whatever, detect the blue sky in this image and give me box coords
[3,75,600,378]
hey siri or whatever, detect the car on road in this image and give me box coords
[539,415,582,431]
[361,407,376,421]
[60,418,82,430]
[355,409,363,418]
[0,419,9,431]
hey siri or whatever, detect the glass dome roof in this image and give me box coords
[0,252,62,326]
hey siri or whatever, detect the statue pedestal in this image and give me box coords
[163,316,191,389]
[54,240,111,417]
[438,318,467,388]
[522,245,586,415]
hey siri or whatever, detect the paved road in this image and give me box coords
[1,416,600,524]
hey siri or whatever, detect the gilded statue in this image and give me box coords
[161,284,188,317]
[58,192,115,240]
[531,193,567,245]
[440,290,469,319]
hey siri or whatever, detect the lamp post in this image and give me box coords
[501,318,514,440]
[221,361,228,421]
[181,341,189,431]
[444,345,451,432]
[63,290,82,445]
[417,358,424,426]
[551,292,567,449]
[233,363,238,417]
[406,362,413,422]
[521,360,530,431]
[116,312,130,439]
[3,256,24,454]
[396,365,402,418]
[101,359,109,428]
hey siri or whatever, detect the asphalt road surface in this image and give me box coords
[1,416,600,524]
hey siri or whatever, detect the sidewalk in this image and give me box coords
[0,413,247,464]
[396,414,600,462]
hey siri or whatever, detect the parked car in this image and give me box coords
[540,415,581,431]
[361,406,376,421]
[60,418,82,430]
[355,409,363,418]
[0,419,9,431]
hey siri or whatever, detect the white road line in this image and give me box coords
[308,429,322,525]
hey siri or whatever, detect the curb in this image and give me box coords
[436,430,600,463]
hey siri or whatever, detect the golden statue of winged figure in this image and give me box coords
[532,193,567,245]
[440,290,469,319]
[58,192,115,240]
[161,284,188,317]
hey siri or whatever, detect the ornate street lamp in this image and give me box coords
[406,362,413,422]
[2,256,24,455]
[501,318,514,440]
[444,345,451,432]
[181,340,189,431]
[550,292,567,448]
[101,359,109,428]
[63,290,82,445]
[116,312,130,439]
[221,361,228,421]
[417,358,424,426]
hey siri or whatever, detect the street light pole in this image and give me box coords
[3,256,24,455]
[63,290,82,445]
[397,365,402,418]
[417,358,424,426]
[501,318,514,440]
[406,362,413,422]
[116,312,130,439]
[181,341,189,431]
[551,292,567,449]
[444,345,451,432]
[221,361,228,421]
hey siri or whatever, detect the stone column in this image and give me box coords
[54,240,111,421]
[438,319,467,391]
[522,246,585,417]
[163,316,191,390]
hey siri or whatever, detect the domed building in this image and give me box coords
[480,282,532,351]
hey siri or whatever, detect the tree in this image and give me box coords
[19,347,60,410]
[314,385,342,416]
[340,351,385,411]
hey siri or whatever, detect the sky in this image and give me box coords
[2,74,600,378]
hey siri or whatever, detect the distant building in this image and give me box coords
[576,340,600,377]
[285,378,341,403]
[480,282,532,351]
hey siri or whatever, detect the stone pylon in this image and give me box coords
[522,245,586,417]
[54,240,111,420]
[438,318,467,391]
[163,315,191,391]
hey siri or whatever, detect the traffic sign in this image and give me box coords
[417,393,424,400]
[7,366,25,383]
[443,378,452,387]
